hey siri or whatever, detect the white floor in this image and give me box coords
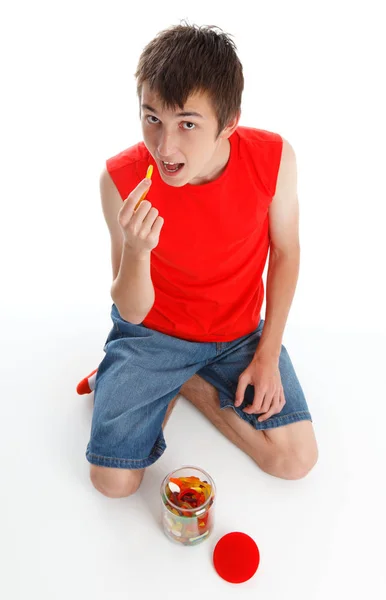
[2,308,385,600]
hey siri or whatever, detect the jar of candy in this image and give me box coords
[160,466,216,546]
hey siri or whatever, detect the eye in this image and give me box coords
[146,115,160,124]
[182,122,196,130]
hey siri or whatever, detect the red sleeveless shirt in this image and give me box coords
[106,126,283,342]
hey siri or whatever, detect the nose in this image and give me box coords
[157,131,179,160]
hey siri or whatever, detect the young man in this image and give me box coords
[84,24,318,498]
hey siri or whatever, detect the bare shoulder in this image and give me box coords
[273,137,297,200]
[99,166,124,280]
[269,137,300,253]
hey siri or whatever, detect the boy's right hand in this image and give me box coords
[118,179,164,254]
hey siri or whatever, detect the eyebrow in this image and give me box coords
[141,103,204,119]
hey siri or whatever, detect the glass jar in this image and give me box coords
[160,466,216,546]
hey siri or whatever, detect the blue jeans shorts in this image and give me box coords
[86,304,312,470]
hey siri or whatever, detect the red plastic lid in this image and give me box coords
[213,532,260,583]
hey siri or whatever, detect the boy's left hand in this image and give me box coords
[234,356,286,422]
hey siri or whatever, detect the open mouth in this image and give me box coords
[161,161,185,175]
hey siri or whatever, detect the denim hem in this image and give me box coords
[220,401,312,431]
[85,440,166,470]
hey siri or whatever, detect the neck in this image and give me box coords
[191,138,231,185]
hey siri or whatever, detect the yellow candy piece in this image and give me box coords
[135,165,153,210]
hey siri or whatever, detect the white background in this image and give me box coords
[1,1,385,599]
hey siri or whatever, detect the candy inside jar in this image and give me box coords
[160,467,216,546]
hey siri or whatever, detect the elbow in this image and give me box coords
[110,289,154,325]
[270,243,300,261]
[124,305,154,325]
[111,303,150,325]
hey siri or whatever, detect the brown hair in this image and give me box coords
[134,22,244,138]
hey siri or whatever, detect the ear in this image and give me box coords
[219,109,241,139]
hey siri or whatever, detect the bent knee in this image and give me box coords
[90,465,145,498]
[260,446,319,480]
[281,451,318,480]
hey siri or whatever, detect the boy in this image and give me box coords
[85,23,318,498]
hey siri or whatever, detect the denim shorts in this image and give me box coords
[86,304,312,470]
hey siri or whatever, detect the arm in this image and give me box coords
[232,137,301,416]
[254,137,300,360]
[112,246,155,324]
[100,167,156,324]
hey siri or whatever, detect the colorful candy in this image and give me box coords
[161,474,215,545]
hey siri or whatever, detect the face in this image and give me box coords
[140,81,240,187]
